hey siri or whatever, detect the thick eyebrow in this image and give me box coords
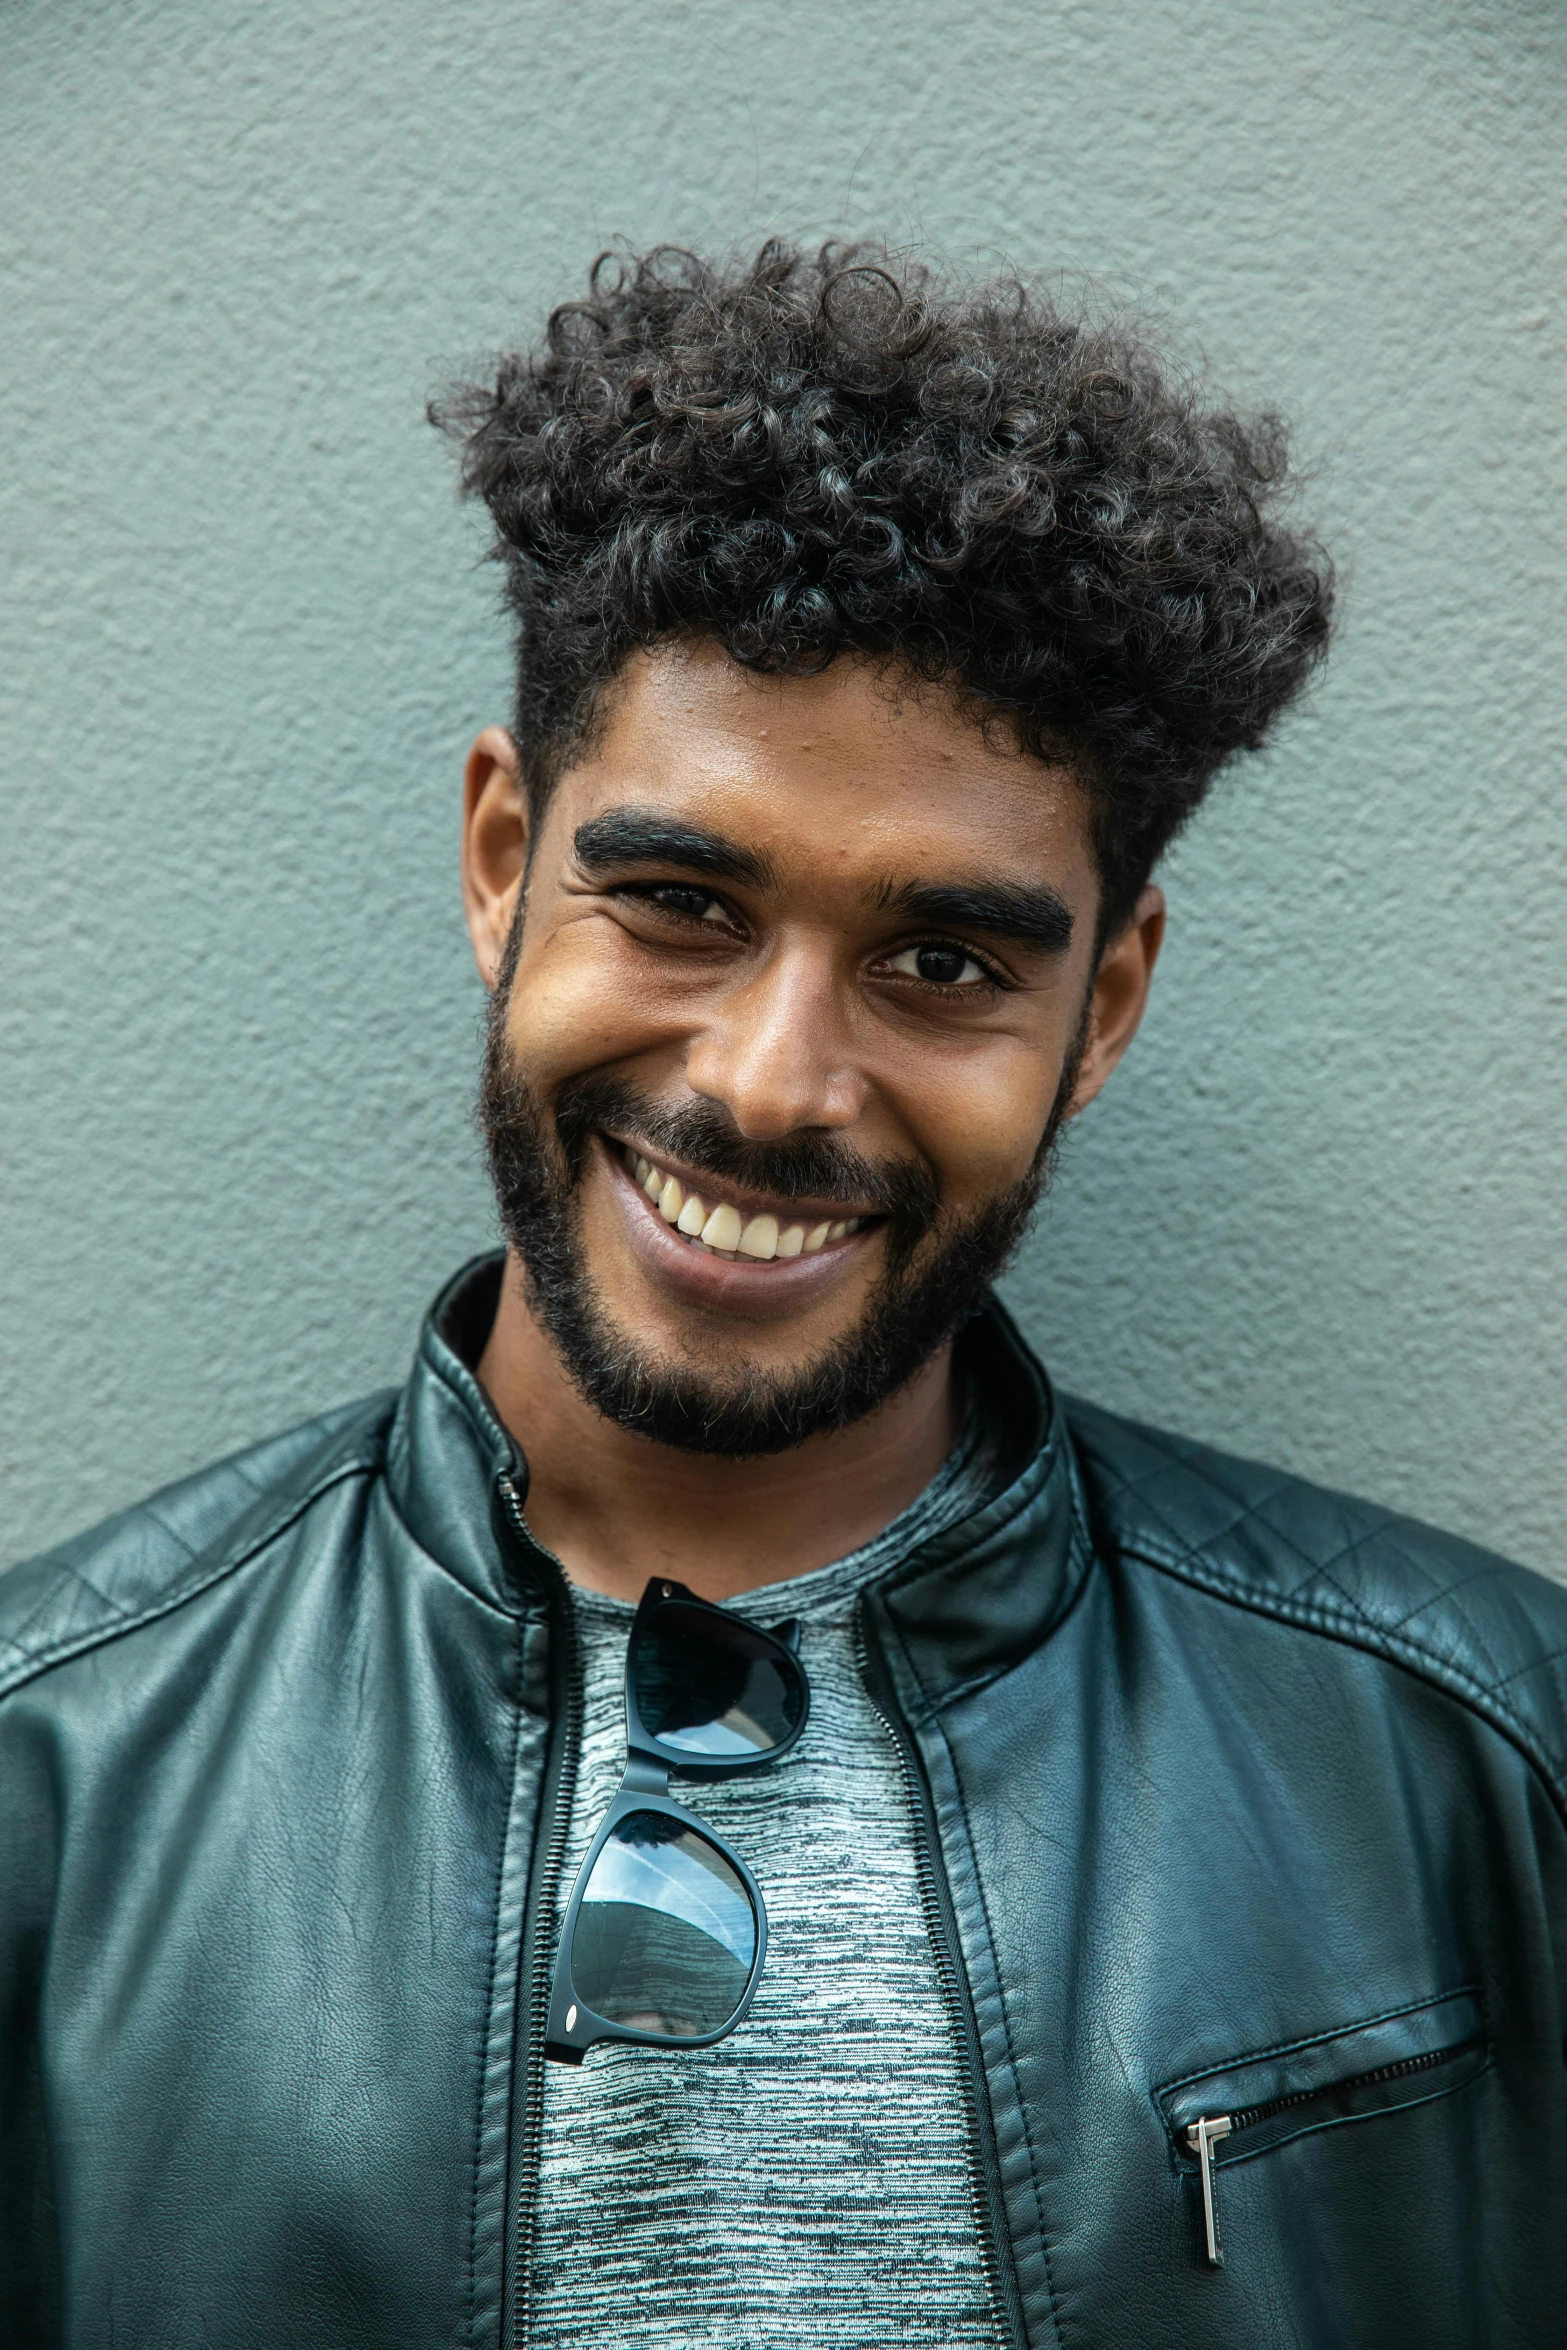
[881,876,1076,957]
[571,807,776,891]
[571,809,1073,953]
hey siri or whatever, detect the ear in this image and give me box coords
[1065,886,1166,1117]
[460,728,528,991]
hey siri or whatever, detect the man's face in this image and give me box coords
[468,642,1146,1453]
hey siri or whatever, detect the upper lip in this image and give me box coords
[601,1131,882,1228]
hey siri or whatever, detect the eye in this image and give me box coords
[883,942,993,988]
[622,882,733,926]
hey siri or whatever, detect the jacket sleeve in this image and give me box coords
[0,1681,65,2342]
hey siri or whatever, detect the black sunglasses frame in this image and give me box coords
[545,1577,809,2065]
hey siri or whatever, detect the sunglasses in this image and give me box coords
[545,1576,812,2064]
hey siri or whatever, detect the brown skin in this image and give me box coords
[463,640,1163,1601]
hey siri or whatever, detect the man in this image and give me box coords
[1,242,1562,2349]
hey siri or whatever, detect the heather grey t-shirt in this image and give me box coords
[530,1418,1005,2349]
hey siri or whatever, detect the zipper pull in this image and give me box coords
[1185,2115,1233,2266]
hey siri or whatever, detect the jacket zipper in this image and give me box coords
[496,1471,585,2350]
[854,1601,1027,2350]
[1184,2034,1484,2267]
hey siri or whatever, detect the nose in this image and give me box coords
[683,940,867,1139]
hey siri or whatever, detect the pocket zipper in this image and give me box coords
[1184,2038,1478,2267]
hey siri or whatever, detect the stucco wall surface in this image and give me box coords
[2,0,1563,1576]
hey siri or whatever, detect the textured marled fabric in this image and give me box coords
[531,1423,1003,2349]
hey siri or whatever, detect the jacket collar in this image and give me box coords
[866,1300,1093,1712]
[383,1254,525,1614]
[384,1252,1092,1677]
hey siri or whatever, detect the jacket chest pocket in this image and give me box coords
[1155,1985,1488,2268]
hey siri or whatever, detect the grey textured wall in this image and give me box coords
[3,0,1564,1577]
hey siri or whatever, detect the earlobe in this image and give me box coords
[460,727,528,991]
[1065,885,1166,1118]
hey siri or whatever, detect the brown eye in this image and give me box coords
[649,884,720,919]
[621,882,735,927]
[886,943,988,986]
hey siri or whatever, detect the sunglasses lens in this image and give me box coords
[571,1810,758,2037]
[634,1601,805,1760]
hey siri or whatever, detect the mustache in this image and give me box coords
[553,1072,941,1235]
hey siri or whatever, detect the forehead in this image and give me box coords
[551,641,1099,903]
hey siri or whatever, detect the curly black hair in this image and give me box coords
[433,240,1332,932]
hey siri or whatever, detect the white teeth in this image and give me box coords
[676,1192,708,1236]
[624,1142,866,1265]
[701,1202,744,1252]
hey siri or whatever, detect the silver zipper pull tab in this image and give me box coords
[1185,2115,1233,2266]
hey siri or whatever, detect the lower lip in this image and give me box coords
[600,1137,875,1319]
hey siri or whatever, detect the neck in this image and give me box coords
[475,1251,961,1603]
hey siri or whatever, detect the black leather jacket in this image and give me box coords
[3,1256,1565,2348]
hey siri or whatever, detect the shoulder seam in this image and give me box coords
[1120,1532,1567,1832]
[0,1449,383,1704]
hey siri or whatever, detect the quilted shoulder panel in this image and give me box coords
[0,1391,396,1697]
[1064,1394,1567,1811]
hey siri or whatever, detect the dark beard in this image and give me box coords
[479,999,1083,1458]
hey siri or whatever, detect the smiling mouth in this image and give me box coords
[613,1140,871,1263]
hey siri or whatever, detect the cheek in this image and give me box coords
[502,924,674,1087]
[898,1039,1063,1207]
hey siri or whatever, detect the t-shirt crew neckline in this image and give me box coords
[566,1397,999,1634]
